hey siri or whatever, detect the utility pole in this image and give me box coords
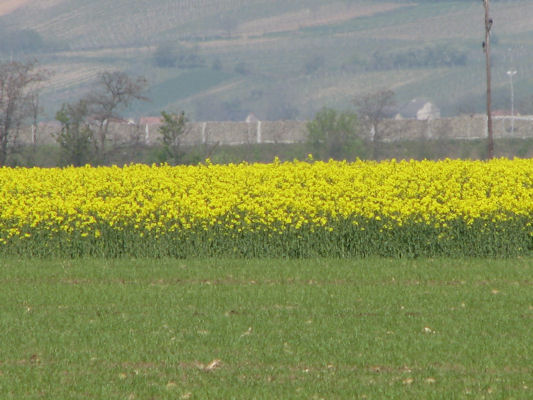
[483,0,494,159]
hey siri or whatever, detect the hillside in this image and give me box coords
[1,0,533,120]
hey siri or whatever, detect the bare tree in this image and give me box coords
[353,89,395,159]
[85,71,148,161]
[27,90,41,145]
[0,60,48,165]
[483,0,494,159]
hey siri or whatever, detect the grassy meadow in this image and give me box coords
[11,137,533,168]
[0,257,531,399]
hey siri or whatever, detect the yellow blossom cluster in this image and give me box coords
[0,159,532,246]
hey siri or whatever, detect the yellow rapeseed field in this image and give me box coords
[1,158,532,257]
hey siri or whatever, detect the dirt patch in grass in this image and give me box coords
[0,0,62,16]
[184,79,246,102]
[359,2,533,41]
[236,3,410,37]
[200,2,410,50]
[46,63,112,91]
[0,0,30,16]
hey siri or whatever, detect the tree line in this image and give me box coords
[0,27,66,55]
[0,58,400,166]
[0,59,217,166]
[6,58,519,166]
[0,59,149,166]
[344,44,468,72]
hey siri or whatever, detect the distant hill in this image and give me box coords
[1,0,533,121]
[3,0,410,49]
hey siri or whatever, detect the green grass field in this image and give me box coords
[1,257,531,399]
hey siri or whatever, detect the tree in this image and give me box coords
[85,71,148,161]
[153,43,204,68]
[368,45,467,71]
[0,60,48,165]
[0,29,45,54]
[55,100,95,166]
[153,43,179,68]
[303,55,325,75]
[307,107,362,160]
[211,57,223,71]
[234,61,250,75]
[353,89,395,159]
[159,111,190,165]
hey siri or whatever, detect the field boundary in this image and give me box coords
[18,115,533,146]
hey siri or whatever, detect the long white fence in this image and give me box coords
[15,115,533,146]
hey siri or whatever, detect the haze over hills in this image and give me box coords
[1,0,533,121]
